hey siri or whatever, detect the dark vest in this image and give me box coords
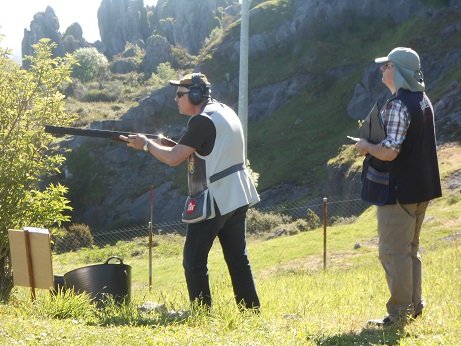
[384,89,442,204]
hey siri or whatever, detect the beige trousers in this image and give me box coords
[377,201,429,319]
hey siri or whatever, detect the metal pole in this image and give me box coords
[149,186,153,292]
[238,0,249,157]
[323,197,328,270]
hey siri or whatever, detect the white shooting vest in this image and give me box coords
[187,102,259,216]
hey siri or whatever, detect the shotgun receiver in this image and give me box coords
[45,125,177,147]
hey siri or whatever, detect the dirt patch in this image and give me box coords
[258,250,376,278]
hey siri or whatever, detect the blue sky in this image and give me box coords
[0,0,157,61]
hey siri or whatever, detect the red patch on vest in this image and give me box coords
[186,200,196,214]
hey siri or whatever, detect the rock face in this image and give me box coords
[22,6,66,68]
[97,0,151,57]
[22,6,90,68]
[149,0,237,56]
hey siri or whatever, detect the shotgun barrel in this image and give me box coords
[45,125,177,147]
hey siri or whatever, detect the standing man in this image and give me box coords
[121,72,260,311]
[355,47,442,326]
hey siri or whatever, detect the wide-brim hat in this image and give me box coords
[375,47,425,92]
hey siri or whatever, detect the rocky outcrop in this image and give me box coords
[22,6,66,68]
[150,0,237,56]
[22,0,238,72]
[97,0,151,57]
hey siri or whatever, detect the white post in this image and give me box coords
[238,0,249,157]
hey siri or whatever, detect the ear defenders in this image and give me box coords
[188,72,209,105]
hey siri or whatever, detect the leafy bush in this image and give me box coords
[0,39,75,301]
[72,47,108,83]
[83,89,118,102]
[246,209,292,235]
[53,224,94,254]
[305,208,321,230]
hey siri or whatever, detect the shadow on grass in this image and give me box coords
[309,325,407,345]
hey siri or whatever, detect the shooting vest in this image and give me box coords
[388,89,442,203]
[187,102,259,215]
[378,89,442,204]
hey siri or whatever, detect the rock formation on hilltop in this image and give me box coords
[149,0,237,56]
[22,0,239,74]
[97,0,151,57]
[22,6,90,68]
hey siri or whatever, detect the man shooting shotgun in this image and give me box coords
[121,72,261,312]
[45,125,176,147]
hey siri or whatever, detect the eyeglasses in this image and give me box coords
[383,62,394,70]
[176,91,189,99]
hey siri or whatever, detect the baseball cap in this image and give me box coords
[375,47,425,92]
[169,73,210,88]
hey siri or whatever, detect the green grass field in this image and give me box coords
[1,180,459,345]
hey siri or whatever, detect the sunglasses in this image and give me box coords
[383,62,394,70]
[176,91,189,99]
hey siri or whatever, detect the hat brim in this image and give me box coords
[169,80,189,87]
[375,56,389,63]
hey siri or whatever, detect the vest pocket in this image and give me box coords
[361,161,390,206]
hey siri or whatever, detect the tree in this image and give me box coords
[0,39,76,301]
[71,47,108,83]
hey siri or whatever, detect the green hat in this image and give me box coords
[375,47,425,92]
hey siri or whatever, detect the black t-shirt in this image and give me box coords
[178,115,216,156]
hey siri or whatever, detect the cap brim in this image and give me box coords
[169,80,181,86]
[375,56,389,63]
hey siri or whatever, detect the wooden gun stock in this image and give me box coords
[45,125,177,147]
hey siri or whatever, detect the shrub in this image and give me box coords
[72,47,108,83]
[53,224,94,254]
[246,209,292,235]
[306,208,321,230]
[83,89,118,102]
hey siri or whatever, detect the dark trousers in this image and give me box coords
[183,204,260,310]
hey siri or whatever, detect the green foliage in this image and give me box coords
[0,39,76,300]
[250,0,294,35]
[246,159,260,189]
[305,208,321,230]
[204,26,224,47]
[29,288,95,320]
[71,47,108,83]
[52,224,94,254]
[83,89,118,102]
[65,142,107,208]
[246,209,292,235]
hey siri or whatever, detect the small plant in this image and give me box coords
[306,208,321,230]
[83,89,118,102]
[52,224,94,254]
[246,209,292,235]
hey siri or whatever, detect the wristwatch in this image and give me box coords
[143,140,149,152]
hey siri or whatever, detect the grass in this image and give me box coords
[2,142,458,344]
[1,165,460,344]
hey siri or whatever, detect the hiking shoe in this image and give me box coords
[367,316,394,327]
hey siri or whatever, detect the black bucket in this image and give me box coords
[63,256,131,306]
[51,275,66,294]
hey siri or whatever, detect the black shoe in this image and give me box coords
[367,316,394,327]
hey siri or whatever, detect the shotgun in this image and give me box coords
[45,125,177,147]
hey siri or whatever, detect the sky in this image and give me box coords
[0,0,158,62]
